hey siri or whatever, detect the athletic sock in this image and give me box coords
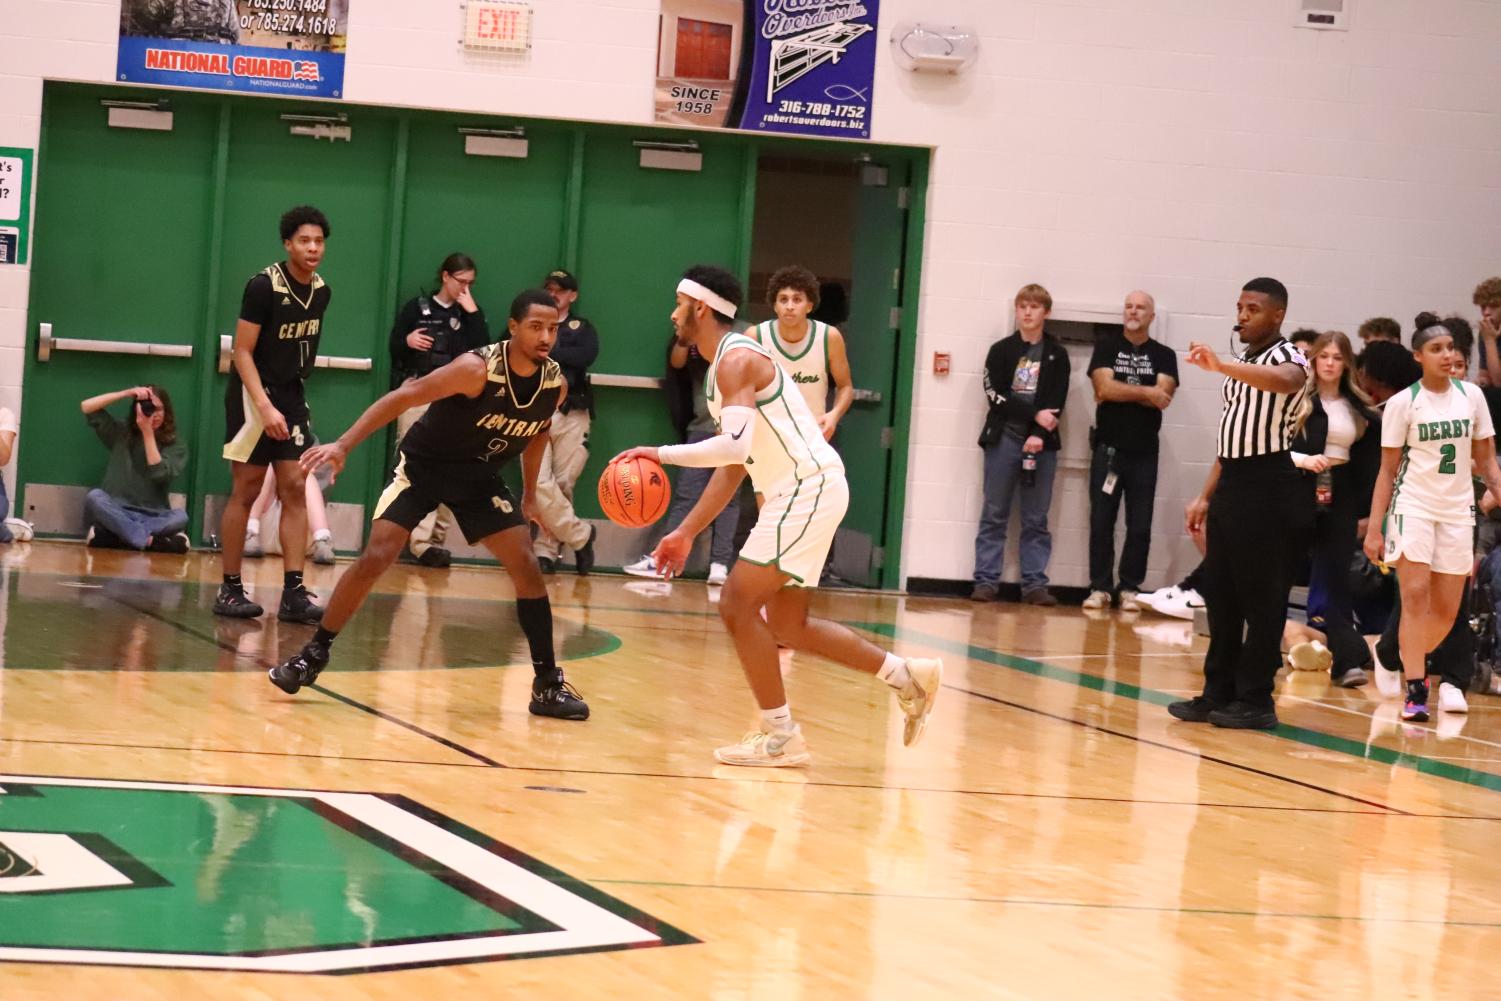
[760,704,795,733]
[284,570,303,591]
[515,596,560,688]
[246,518,260,537]
[312,626,338,650]
[877,652,912,692]
[223,573,243,590]
[312,528,332,542]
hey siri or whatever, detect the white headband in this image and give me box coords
[677,278,738,320]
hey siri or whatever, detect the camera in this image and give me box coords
[138,397,156,417]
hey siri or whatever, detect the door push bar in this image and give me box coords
[36,323,194,362]
[218,335,372,373]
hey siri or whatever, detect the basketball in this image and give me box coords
[599,456,671,528]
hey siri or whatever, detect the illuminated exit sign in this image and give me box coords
[464,1,533,52]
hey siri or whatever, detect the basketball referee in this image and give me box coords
[1169,277,1312,730]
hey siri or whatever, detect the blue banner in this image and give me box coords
[654,1,877,140]
[738,1,878,139]
[117,1,346,100]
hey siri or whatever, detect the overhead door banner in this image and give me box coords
[654,1,879,140]
[117,0,348,99]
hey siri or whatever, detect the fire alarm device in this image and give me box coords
[933,352,951,375]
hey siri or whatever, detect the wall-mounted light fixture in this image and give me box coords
[889,22,979,74]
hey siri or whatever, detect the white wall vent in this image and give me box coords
[1294,0,1347,30]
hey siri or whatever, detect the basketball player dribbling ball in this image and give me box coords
[1365,319,1501,722]
[614,265,942,766]
[267,289,589,720]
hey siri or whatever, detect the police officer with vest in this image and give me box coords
[388,253,491,567]
[532,269,598,573]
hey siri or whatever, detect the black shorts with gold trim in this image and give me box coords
[374,451,524,543]
[223,382,312,466]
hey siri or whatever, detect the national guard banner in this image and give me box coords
[117,0,348,99]
[654,0,879,140]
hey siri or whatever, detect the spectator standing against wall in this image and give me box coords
[1169,278,1312,730]
[388,253,490,568]
[971,283,1070,607]
[79,386,189,552]
[1358,317,1402,347]
[623,331,741,585]
[532,269,597,575]
[1083,290,1177,612]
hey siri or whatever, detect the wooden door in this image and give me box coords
[674,18,732,80]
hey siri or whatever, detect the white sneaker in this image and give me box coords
[1153,588,1205,621]
[308,538,335,565]
[243,531,264,558]
[1438,682,1469,714]
[713,725,811,767]
[1288,640,1332,673]
[1119,589,1142,612]
[1082,590,1111,610]
[897,658,944,747]
[623,555,659,578]
[4,517,33,542]
[1139,585,1180,611]
[708,562,729,586]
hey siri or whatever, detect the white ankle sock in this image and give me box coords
[877,653,911,691]
[246,518,260,537]
[313,528,332,542]
[760,704,794,732]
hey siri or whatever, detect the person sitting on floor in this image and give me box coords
[80,385,189,552]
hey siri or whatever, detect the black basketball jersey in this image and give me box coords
[231,263,331,396]
[400,341,564,469]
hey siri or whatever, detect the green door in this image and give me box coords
[18,85,221,535]
[201,101,398,531]
[571,132,752,518]
[831,161,911,586]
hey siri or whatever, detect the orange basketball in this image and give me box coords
[599,456,671,528]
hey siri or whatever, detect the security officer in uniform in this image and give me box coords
[533,269,598,573]
[388,253,491,567]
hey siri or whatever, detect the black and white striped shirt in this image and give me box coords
[1216,338,1310,459]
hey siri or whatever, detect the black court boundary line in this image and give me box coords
[949,683,1411,815]
[98,589,507,769]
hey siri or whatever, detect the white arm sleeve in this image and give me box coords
[658,405,755,468]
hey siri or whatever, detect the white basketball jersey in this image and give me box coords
[1383,378,1495,525]
[753,320,830,417]
[706,332,842,497]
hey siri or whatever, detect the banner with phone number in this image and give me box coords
[654,0,878,140]
[117,0,347,99]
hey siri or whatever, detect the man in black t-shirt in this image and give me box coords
[215,205,331,624]
[1084,290,1178,611]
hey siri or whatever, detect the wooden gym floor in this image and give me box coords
[1,542,1499,1000]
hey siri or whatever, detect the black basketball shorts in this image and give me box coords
[374,453,525,543]
[223,384,313,466]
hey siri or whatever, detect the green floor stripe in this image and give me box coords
[853,622,1501,798]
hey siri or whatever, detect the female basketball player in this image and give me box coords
[1364,321,1501,721]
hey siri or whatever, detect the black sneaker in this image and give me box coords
[416,546,452,568]
[278,585,325,625]
[147,532,190,554]
[537,556,558,574]
[1208,701,1279,730]
[970,583,999,602]
[213,582,264,618]
[268,642,330,695]
[574,526,597,576]
[1167,696,1218,722]
[529,679,590,720]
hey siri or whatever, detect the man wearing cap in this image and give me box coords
[533,269,598,573]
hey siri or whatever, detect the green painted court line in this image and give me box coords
[853,622,1501,798]
[594,878,1501,928]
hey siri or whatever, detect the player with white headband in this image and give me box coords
[614,264,943,767]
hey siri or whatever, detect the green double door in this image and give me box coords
[20,82,923,584]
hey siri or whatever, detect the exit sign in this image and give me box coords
[464,1,533,52]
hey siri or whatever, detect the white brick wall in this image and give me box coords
[3,0,1501,586]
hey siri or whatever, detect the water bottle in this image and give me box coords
[1316,468,1333,506]
[1021,450,1038,487]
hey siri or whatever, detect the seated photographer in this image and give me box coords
[80,386,189,553]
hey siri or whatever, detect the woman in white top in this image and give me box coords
[1289,331,1381,686]
[1365,322,1501,721]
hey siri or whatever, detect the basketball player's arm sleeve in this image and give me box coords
[658,406,755,467]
